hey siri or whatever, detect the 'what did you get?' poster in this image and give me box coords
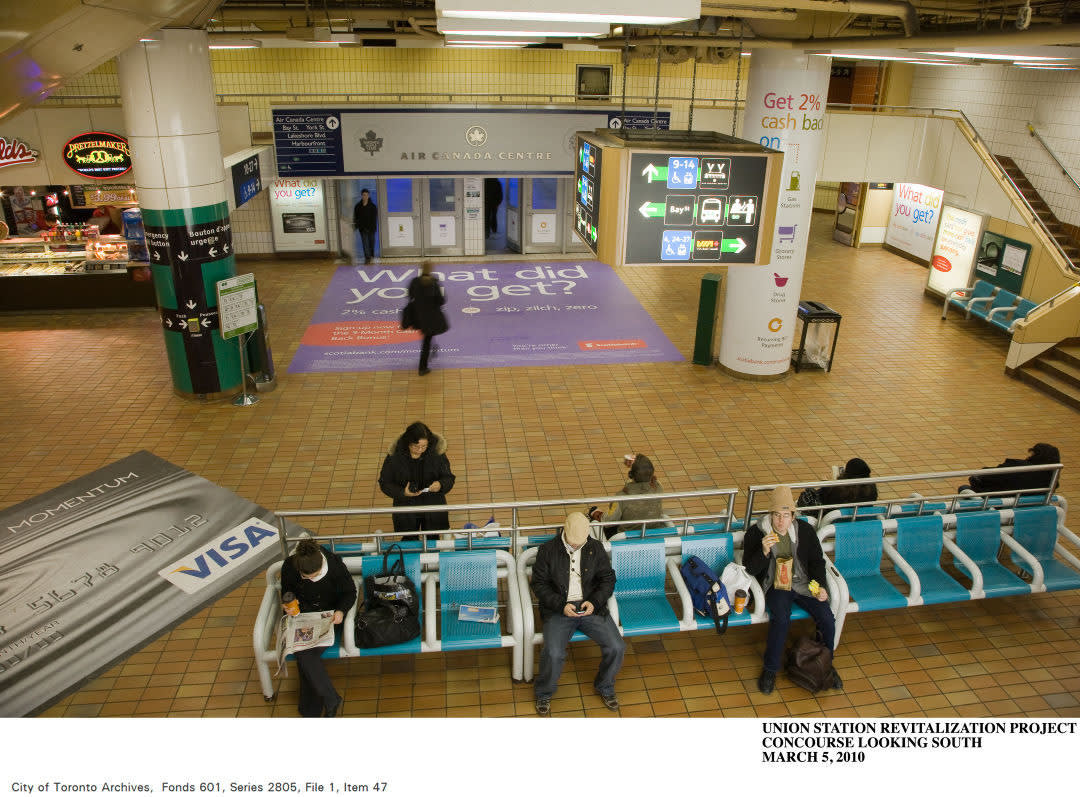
[884,182,944,262]
[289,262,684,372]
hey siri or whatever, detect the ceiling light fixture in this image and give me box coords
[921,51,1072,61]
[436,0,699,26]
[208,39,262,49]
[437,17,609,37]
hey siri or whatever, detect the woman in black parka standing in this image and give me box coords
[378,421,456,539]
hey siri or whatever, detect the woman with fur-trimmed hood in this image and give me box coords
[378,421,456,538]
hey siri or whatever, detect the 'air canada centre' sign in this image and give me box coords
[62,131,133,180]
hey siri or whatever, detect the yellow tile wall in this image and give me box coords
[52,46,744,134]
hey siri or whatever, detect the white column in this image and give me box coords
[117,29,226,211]
[718,51,831,378]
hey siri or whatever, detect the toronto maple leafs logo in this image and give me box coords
[359,130,383,156]
[465,125,487,147]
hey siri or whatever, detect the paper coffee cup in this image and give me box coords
[623,454,635,468]
[733,589,748,614]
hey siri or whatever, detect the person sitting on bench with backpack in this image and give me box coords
[743,486,842,695]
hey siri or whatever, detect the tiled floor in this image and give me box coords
[3,213,1078,718]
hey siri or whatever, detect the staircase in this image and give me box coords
[995,155,1080,266]
[1015,342,1080,411]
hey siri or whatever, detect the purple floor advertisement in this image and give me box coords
[289,261,684,372]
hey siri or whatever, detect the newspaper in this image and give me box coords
[274,610,336,675]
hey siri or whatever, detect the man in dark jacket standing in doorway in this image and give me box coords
[531,512,624,715]
[353,188,377,264]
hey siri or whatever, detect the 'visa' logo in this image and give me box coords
[159,518,279,595]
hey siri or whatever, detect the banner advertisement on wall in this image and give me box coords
[884,182,944,263]
[269,177,329,252]
[926,205,983,296]
[718,51,832,376]
[272,107,671,177]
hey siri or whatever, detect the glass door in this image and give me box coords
[379,178,422,258]
[524,177,562,254]
[505,177,522,253]
[422,177,464,256]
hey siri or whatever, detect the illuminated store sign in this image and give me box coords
[62,131,133,180]
[0,136,39,169]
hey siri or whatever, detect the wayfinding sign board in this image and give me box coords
[573,136,603,256]
[625,151,771,265]
[215,273,258,339]
[571,130,783,267]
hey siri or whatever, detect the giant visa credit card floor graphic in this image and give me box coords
[0,452,302,717]
[288,261,684,373]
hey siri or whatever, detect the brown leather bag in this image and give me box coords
[785,635,833,693]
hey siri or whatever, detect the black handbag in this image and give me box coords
[400,300,418,330]
[354,544,421,648]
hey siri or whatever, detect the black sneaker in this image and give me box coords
[594,689,619,711]
[831,669,844,690]
[758,669,776,695]
[535,697,551,716]
[418,368,431,376]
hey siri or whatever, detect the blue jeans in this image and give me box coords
[534,612,625,700]
[763,589,835,673]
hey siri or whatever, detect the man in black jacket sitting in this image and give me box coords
[531,512,624,716]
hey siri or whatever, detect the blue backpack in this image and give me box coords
[680,555,730,635]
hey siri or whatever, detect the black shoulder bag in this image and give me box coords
[354,544,421,648]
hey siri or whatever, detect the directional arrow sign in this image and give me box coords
[721,237,747,254]
[177,251,189,262]
[185,299,197,310]
[640,163,668,183]
[638,201,665,219]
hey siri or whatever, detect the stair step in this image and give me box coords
[1050,343,1080,368]
[1016,365,1080,411]
[1035,355,1080,389]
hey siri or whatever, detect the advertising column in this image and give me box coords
[117,29,239,399]
[718,51,831,378]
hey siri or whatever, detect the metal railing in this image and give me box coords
[272,486,739,559]
[1027,122,1080,196]
[744,463,1063,530]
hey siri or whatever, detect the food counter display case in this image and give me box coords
[0,232,155,310]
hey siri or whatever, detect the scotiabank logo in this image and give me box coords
[158,518,278,595]
[932,255,952,272]
[578,339,646,350]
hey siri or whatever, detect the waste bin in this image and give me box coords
[791,300,841,372]
[245,302,277,391]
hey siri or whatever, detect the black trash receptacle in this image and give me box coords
[791,300,841,373]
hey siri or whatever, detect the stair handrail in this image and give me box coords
[951,111,1080,277]
[1027,122,1080,196]
[829,104,1080,277]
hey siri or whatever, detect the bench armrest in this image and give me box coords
[943,533,984,599]
[943,288,969,319]
[986,304,1017,321]
[999,533,1044,592]
[882,539,922,605]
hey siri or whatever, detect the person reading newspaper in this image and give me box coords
[279,540,357,717]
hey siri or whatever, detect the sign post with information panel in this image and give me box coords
[215,273,259,406]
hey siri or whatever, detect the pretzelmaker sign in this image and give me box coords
[62,131,133,180]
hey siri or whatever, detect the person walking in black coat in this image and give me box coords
[407,261,449,376]
[378,421,456,540]
[353,188,377,264]
[279,539,357,717]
